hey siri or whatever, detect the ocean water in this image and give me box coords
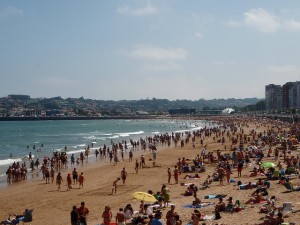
[0,119,209,180]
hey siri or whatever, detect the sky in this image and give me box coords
[1,0,300,101]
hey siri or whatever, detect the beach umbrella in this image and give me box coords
[261,162,276,168]
[132,192,157,203]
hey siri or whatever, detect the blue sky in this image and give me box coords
[1,0,300,100]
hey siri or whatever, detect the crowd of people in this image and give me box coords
[3,116,300,224]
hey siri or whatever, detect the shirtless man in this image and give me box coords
[116,208,126,225]
[166,205,177,225]
[112,178,120,195]
[135,160,139,173]
[67,173,72,191]
[56,172,63,191]
[121,168,128,185]
[78,172,84,188]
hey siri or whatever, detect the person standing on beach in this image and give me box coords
[166,205,176,225]
[162,185,170,207]
[237,161,244,177]
[129,150,133,161]
[78,172,85,188]
[225,164,231,184]
[77,201,89,225]
[135,159,139,173]
[67,173,72,191]
[102,205,112,225]
[44,167,50,184]
[173,166,179,184]
[71,205,79,225]
[167,168,171,184]
[112,178,120,195]
[72,168,78,185]
[56,172,63,191]
[116,208,126,225]
[217,165,225,186]
[121,168,128,185]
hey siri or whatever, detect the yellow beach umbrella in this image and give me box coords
[132,192,157,203]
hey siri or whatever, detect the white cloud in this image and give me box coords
[129,45,187,61]
[267,65,299,74]
[141,61,183,73]
[0,6,23,18]
[117,2,157,16]
[226,20,242,27]
[244,8,281,32]
[284,20,300,31]
[194,32,203,39]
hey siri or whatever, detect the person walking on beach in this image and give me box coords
[50,166,55,183]
[140,155,146,168]
[72,168,78,185]
[56,172,63,191]
[78,172,85,188]
[121,168,128,185]
[112,178,120,195]
[102,205,112,225]
[67,173,72,191]
[166,205,177,225]
[77,201,89,225]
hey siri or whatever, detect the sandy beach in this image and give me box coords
[0,116,300,225]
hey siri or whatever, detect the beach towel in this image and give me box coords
[182,203,214,208]
[203,194,227,199]
[202,215,214,220]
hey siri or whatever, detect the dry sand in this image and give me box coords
[0,116,299,225]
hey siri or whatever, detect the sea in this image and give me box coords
[0,118,212,184]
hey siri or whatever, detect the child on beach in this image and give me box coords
[112,178,120,195]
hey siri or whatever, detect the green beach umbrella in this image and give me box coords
[261,162,276,168]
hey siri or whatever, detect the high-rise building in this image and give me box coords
[265,84,283,112]
[266,81,300,112]
[282,82,294,109]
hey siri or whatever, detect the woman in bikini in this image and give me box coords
[102,206,112,225]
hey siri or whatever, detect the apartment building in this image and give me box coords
[265,81,300,112]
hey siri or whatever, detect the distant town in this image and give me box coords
[0,94,263,119]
